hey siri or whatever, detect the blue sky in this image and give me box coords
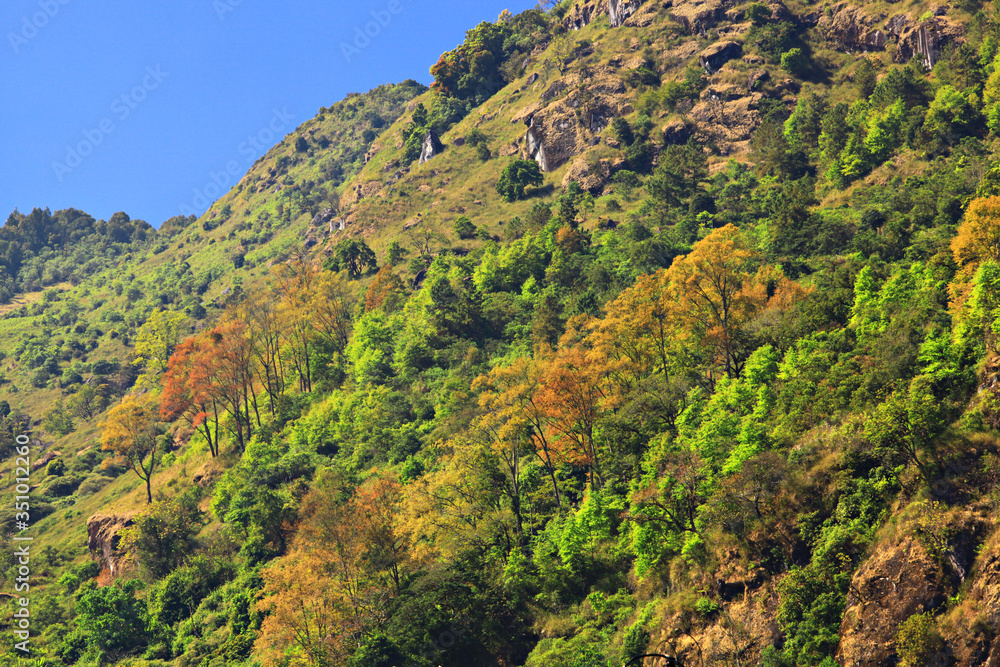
[1,0,537,227]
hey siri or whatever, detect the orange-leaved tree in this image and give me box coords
[256,473,409,667]
[160,335,222,457]
[474,354,563,507]
[586,268,678,390]
[949,196,1000,316]
[206,320,260,451]
[537,343,609,488]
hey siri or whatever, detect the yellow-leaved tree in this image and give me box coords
[665,224,764,381]
[100,397,161,503]
[951,196,1000,268]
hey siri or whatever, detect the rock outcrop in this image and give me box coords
[699,41,742,73]
[340,180,384,208]
[609,0,645,27]
[889,15,964,69]
[669,0,733,34]
[837,509,988,667]
[561,156,627,193]
[87,513,136,578]
[563,1,600,30]
[690,83,766,154]
[817,4,965,69]
[836,535,950,666]
[560,0,648,30]
[661,119,692,145]
[418,130,444,165]
[517,69,629,172]
[816,4,887,52]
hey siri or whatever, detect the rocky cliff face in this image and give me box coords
[818,3,965,69]
[514,67,629,172]
[86,513,135,578]
[608,0,646,27]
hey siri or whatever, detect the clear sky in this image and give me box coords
[1,0,537,227]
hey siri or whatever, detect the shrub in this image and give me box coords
[454,216,477,240]
[75,580,150,658]
[746,2,771,26]
[120,491,206,579]
[781,48,809,76]
[496,159,544,202]
[896,612,942,666]
[77,475,117,497]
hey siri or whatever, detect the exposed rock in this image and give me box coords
[837,510,988,667]
[609,0,646,27]
[817,4,888,52]
[837,535,947,666]
[526,72,539,85]
[669,0,732,34]
[563,1,600,30]
[192,469,219,488]
[890,15,964,69]
[690,89,766,154]
[521,71,629,172]
[499,139,522,157]
[363,140,384,164]
[561,156,627,193]
[818,4,964,68]
[662,119,692,145]
[747,68,770,92]
[699,41,742,73]
[542,80,569,101]
[418,130,444,165]
[87,513,136,578]
[311,207,338,231]
[31,450,61,472]
[340,180,384,208]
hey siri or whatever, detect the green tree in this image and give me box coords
[645,139,708,221]
[327,239,378,278]
[75,580,149,660]
[386,240,406,266]
[781,47,809,76]
[100,397,161,504]
[855,57,877,99]
[496,159,544,202]
[454,216,477,240]
[863,375,944,483]
[119,490,206,579]
[132,310,186,385]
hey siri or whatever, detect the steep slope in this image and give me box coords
[5,1,1000,666]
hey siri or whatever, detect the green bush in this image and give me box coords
[75,579,150,658]
[781,48,809,75]
[496,159,544,202]
[454,216,477,240]
[896,612,942,666]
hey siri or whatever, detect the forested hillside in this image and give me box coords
[5,0,1000,665]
